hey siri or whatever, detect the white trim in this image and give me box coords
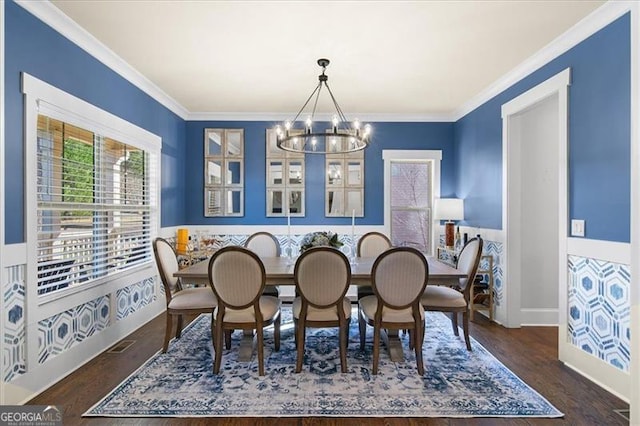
[188,112,455,123]
[455,1,633,120]
[629,1,640,424]
[456,226,505,243]
[563,350,630,404]
[164,224,388,238]
[3,244,27,268]
[0,0,5,406]
[567,238,630,265]
[501,68,571,330]
[382,150,442,255]
[14,1,188,120]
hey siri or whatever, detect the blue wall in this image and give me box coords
[185,121,455,225]
[4,1,187,244]
[455,14,630,242]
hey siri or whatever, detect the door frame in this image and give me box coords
[501,68,571,329]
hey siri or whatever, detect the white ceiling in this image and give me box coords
[50,0,606,119]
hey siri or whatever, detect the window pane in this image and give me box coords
[390,162,431,207]
[391,209,430,252]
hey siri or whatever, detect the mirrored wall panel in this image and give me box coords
[204,128,244,216]
[325,132,364,217]
[266,129,306,217]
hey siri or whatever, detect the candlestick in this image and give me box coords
[351,209,355,238]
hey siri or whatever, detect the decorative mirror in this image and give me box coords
[204,128,244,217]
[266,129,306,216]
[325,135,364,217]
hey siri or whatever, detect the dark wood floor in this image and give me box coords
[29,307,629,426]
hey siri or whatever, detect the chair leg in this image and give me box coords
[408,327,414,350]
[224,330,232,349]
[339,319,349,373]
[451,312,459,336]
[163,313,173,353]
[175,315,184,339]
[210,314,215,353]
[372,324,381,375]
[295,318,306,373]
[294,318,298,346]
[463,310,472,351]
[213,320,224,374]
[257,326,265,376]
[415,319,425,375]
[358,310,366,350]
[274,312,281,352]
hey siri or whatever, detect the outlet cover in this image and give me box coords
[571,219,585,237]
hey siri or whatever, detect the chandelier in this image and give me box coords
[275,58,371,154]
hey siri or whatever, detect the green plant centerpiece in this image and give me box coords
[299,231,343,253]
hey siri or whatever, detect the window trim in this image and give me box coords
[382,150,442,256]
[22,72,161,305]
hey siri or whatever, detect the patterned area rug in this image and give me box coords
[85,307,563,418]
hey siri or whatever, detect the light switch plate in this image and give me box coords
[571,219,585,237]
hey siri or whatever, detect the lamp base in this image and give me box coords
[445,222,455,248]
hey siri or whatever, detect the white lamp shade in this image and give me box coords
[434,198,464,221]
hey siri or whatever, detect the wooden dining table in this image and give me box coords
[174,255,466,362]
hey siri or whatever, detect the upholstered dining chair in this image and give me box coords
[421,237,483,351]
[358,247,428,375]
[293,246,352,373]
[356,232,392,300]
[208,246,281,376]
[244,231,282,298]
[153,237,217,353]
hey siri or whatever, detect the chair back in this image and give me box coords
[208,246,265,309]
[371,247,428,309]
[456,237,483,297]
[294,247,351,308]
[153,238,181,300]
[244,232,281,257]
[357,232,392,257]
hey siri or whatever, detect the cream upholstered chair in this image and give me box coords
[208,246,281,376]
[421,237,483,351]
[153,237,217,353]
[244,231,281,297]
[293,247,352,373]
[356,232,392,299]
[358,247,428,375]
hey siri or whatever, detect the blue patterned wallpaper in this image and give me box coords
[116,277,157,320]
[38,296,111,364]
[3,265,26,382]
[568,255,630,372]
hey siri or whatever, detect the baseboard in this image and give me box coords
[519,308,558,326]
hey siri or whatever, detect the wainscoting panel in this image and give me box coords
[116,277,156,320]
[568,255,631,373]
[3,264,26,382]
[37,296,110,364]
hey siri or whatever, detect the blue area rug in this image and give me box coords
[85,307,563,418]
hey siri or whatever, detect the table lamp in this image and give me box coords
[434,198,464,248]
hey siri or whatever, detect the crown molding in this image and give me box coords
[187,111,455,122]
[453,0,634,121]
[15,0,189,120]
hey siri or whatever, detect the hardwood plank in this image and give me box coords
[28,311,628,425]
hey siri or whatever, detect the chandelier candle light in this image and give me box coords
[274,58,372,154]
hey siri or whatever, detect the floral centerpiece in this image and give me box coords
[299,231,343,253]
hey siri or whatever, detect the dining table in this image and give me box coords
[174,255,466,363]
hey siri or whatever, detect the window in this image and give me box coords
[23,73,160,299]
[383,150,441,255]
[204,129,244,216]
